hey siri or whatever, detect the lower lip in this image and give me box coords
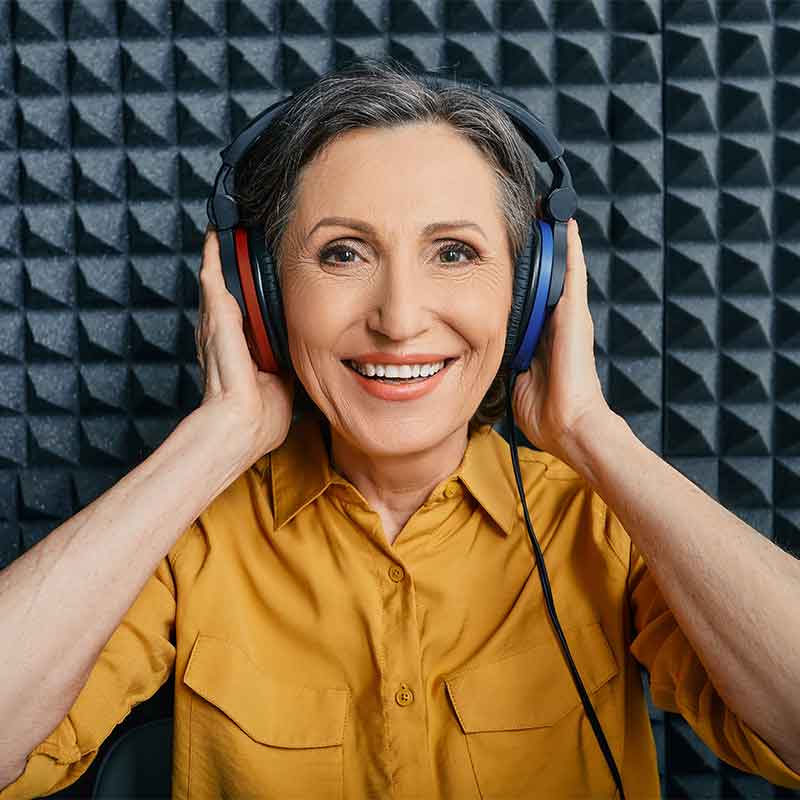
[345,360,455,401]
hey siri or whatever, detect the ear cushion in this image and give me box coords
[246,225,291,374]
[503,221,541,372]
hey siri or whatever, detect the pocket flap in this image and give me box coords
[184,634,349,748]
[444,621,618,732]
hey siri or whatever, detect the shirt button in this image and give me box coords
[395,683,414,706]
[388,564,405,582]
[444,483,459,499]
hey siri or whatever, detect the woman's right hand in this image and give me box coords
[194,224,296,458]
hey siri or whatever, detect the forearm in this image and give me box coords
[566,411,800,772]
[0,402,261,782]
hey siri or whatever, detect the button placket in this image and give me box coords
[379,556,429,797]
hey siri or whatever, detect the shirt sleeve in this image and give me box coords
[0,551,178,799]
[619,509,800,790]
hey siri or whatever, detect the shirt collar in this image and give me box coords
[269,413,528,537]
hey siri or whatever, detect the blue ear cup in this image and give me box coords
[509,219,564,372]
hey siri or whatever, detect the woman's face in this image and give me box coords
[279,122,514,456]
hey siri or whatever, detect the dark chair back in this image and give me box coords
[92,717,173,798]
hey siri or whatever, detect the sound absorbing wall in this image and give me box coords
[1,1,798,798]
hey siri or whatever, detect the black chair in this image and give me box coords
[91,717,172,799]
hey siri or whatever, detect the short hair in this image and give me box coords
[233,56,540,436]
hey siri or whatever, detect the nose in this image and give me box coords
[366,252,431,343]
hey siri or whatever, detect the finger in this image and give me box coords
[562,218,588,303]
[200,228,244,331]
[199,225,228,301]
[195,247,206,350]
[196,228,213,370]
[194,307,205,366]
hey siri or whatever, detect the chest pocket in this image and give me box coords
[183,634,348,800]
[444,620,621,799]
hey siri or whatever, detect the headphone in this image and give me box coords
[207,72,626,800]
[206,73,578,378]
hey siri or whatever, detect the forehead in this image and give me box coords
[293,122,504,232]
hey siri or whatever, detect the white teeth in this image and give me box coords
[348,359,447,379]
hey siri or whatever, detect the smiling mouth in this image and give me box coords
[343,357,458,383]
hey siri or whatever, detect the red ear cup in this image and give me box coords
[233,226,279,373]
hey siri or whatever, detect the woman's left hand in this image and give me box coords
[511,218,615,469]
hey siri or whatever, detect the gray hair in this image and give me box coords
[233,56,540,435]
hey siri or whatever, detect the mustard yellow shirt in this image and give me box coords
[3,414,800,799]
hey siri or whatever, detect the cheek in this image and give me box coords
[282,280,357,370]
[451,280,512,351]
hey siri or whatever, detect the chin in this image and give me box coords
[348,412,461,452]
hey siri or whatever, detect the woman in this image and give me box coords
[1,58,799,799]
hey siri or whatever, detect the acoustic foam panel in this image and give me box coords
[0,0,797,797]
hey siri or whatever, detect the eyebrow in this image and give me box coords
[306,216,488,242]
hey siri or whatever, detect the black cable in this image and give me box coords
[504,368,626,800]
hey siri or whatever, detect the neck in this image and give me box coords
[324,419,470,518]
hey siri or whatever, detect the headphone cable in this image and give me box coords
[504,368,626,800]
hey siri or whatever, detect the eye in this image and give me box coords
[438,240,480,265]
[318,242,363,265]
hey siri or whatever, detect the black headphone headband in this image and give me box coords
[207,74,577,231]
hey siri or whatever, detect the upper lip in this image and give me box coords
[345,352,456,365]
